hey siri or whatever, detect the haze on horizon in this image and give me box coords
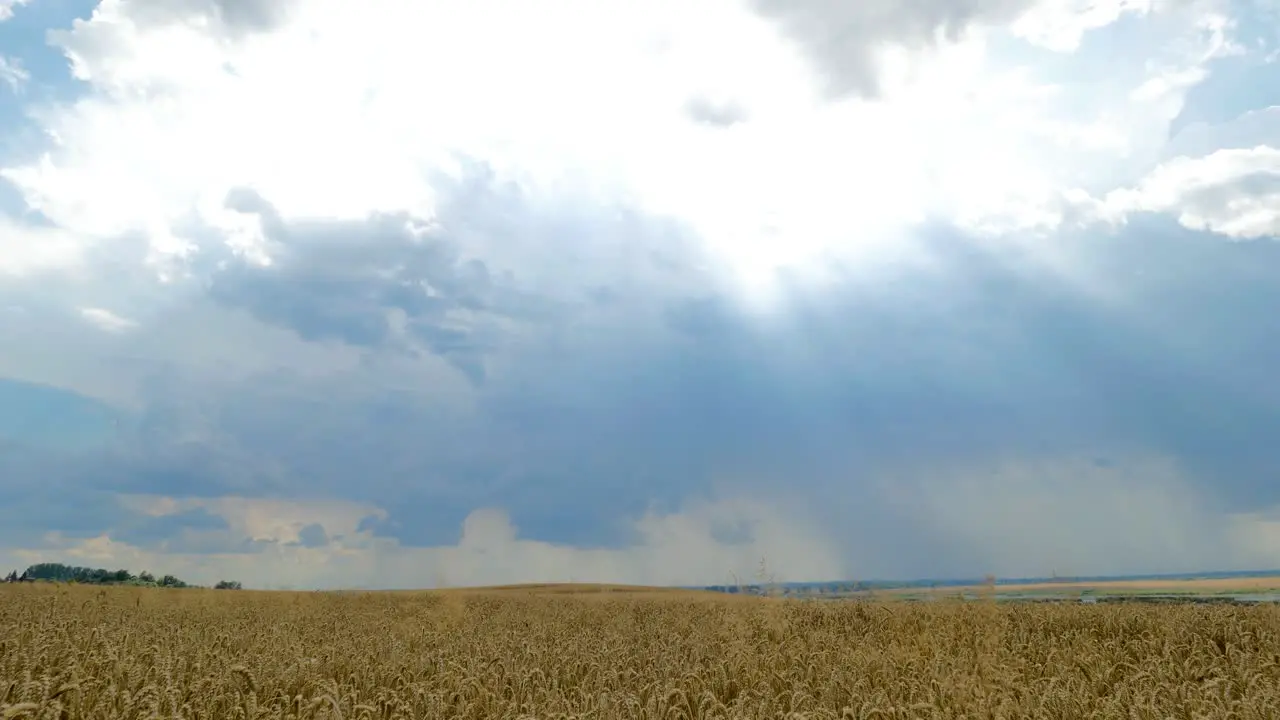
[1,0,1279,590]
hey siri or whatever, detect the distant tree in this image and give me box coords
[214,580,242,590]
[3,570,16,583]
[25,563,76,582]
[20,563,190,587]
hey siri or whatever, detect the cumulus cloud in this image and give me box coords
[746,0,1227,98]
[1105,145,1280,238]
[0,0,1277,589]
[5,0,1232,285]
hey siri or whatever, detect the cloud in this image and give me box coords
[5,455,1279,589]
[201,178,619,386]
[113,0,296,35]
[0,0,29,23]
[1009,0,1210,53]
[0,0,1277,588]
[0,217,90,275]
[80,306,137,332]
[880,455,1258,578]
[4,0,1230,283]
[0,494,843,589]
[683,96,750,128]
[0,378,118,452]
[747,0,1036,98]
[1103,145,1280,237]
[0,55,27,91]
[744,0,1225,99]
[3,209,1277,586]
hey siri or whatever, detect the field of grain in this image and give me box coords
[3,583,1280,719]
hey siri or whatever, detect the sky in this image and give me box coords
[0,0,1279,590]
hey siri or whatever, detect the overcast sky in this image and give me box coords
[1,0,1279,590]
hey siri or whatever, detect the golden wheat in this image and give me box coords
[2,583,1279,719]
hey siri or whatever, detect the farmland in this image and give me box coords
[3,583,1280,719]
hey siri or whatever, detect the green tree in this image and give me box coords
[22,563,191,587]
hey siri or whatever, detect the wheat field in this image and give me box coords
[3,583,1280,719]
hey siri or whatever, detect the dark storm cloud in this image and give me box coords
[110,506,229,548]
[4,162,1280,575]
[474,215,1280,519]
[0,377,118,449]
[205,160,704,387]
[207,187,539,386]
[294,522,328,548]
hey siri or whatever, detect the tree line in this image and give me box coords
[3,563,240,590]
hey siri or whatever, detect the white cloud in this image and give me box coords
[1011,0,1151,52]
[0,0,1233,308]
[0,0,28,23]
[1104,145,1280,238]
[79,306,137,332]
[1010,0,1234,55]
[0,55,28,91]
